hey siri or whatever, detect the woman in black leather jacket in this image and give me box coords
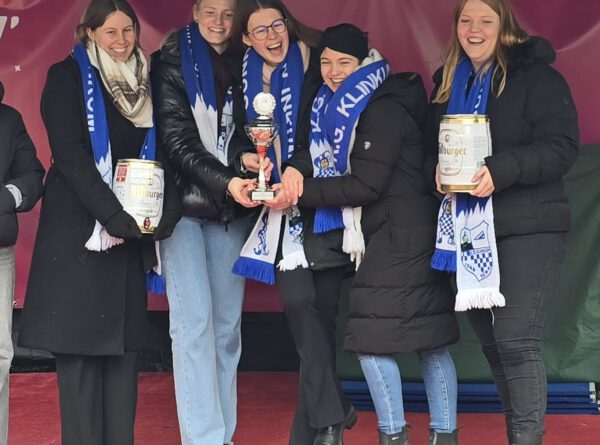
[150,1,266,444]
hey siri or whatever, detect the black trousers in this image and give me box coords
[54,352,139,445]
[276,266,350,445]
[467,232,567,438]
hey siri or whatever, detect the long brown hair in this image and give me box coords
[233,0,321,48]
[434,0,529,104]
[75,0,141,46]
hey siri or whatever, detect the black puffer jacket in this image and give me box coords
[0,81,45,247]
[425,37,579,238]
[151,32,253,224]
[297,74,458,354]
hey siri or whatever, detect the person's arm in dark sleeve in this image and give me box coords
[485,67,579,193]
[41,62,123,225]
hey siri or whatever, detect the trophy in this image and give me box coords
[245,92,277,201]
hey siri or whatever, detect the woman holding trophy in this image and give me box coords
[232,1,354,444]
[18,0,181,443]
[151,0,267,444]
[284,24,460,445]
[427,0,579,444]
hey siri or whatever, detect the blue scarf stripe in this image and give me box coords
[72,43,163,293]
[431,58,494,273]
[179,24,217,112]
[243,43,304,184]
[310,59,390,233]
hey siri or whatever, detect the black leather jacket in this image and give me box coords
[151,32,253,224]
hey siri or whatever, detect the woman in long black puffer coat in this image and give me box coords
[282,24,459,445]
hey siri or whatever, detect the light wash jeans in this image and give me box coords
[0,247,15,444]
[161,216,249,445]
[358,347,457,435]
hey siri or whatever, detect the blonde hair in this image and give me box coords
[434,0,529,104]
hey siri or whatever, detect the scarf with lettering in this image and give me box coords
[179,23,235,165]
[232,42,307,284]
[309,50,389,266]
[73,43,165,293]
[431,57,504,311]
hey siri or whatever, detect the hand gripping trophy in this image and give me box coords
[245,92,277,201]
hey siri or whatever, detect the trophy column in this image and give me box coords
[245,92,277,201]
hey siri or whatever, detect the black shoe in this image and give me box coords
[379,427,410,445]
[429,429,459,445]
[312,406,357,445]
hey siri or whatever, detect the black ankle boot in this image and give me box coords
[312,406,357,445]
[378,427,410,445]
[428,429,459,445]
[510,431,543,445]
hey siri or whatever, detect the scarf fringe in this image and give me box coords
[232,257,275,285]
[455,288,506,312]
[277,251,309,272]
[313,207,344,233]
[85,223,124,252]
[146,270,166,295]
[342,227,365,259]
[431,250,457,272]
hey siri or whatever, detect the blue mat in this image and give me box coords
[342,381,599,415]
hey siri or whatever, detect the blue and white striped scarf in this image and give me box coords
[179,23,235,166]
[309,52,389,265]
[73,43,164,293]
[431,57,504,311]
[233,42,307,284]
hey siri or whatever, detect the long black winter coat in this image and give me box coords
[425,37,579,238]
[295,74,458,354]
[0,82,44,247]
[151,32,253,224]
[19,57,180,355]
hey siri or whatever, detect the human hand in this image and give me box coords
[241,153,273,181]
[281,167,304,205]
[153,210,182,241]
[470,166,495,198]
[227,177,261,208]
[104,210,143,240]
[263,184,291,210]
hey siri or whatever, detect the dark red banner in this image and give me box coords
[2,0,598,308]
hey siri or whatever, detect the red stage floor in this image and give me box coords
[8,372,600,444]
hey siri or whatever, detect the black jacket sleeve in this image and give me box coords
[5,108,44,212]
[151,51,237,203]
[485,66,579,193]
[41,61,124,225]
[299,96,405,208]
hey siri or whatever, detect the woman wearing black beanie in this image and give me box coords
[282,23,460,445]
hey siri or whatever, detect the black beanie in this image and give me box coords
[320,23,368,61]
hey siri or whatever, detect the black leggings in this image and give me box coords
[276,266,350,444]
[467,232,567,437]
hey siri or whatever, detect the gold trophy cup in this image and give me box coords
[245,92,277,201]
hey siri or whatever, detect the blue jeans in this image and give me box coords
[161,216,249,445]
[0,247,15,444]
[358,347,457,434]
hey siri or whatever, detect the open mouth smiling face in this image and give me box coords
[457,0,500,71]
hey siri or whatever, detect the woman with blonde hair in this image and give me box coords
[151,0,266,443]
[427,1,579,444]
